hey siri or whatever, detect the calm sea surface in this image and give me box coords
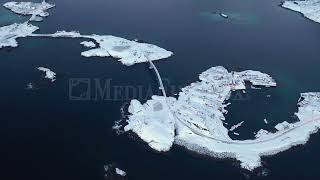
[1,0,320,179]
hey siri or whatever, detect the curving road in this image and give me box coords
[146,56,320,146]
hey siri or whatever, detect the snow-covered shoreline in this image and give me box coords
[282,0,320,24]
[0,22,38,48]
[124,66,320,171]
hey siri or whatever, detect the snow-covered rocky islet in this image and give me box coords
[3,1,55,21]
[37,67,56,82]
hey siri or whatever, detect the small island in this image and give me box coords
[31,31,174,66]
[3,1,55,21]
[37,67,56,82]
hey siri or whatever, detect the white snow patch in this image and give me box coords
[233,132,240,136]
[115,168,126,176]
[230,121,244,132]
[80,41,96,48]
[124,96,176,151]
[37,67,56,82]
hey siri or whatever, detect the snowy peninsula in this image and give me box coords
[0,22,38,48]
[3,1,55,21]
[124,66,320,171]
[282,0,320,24]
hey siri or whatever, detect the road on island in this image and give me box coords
[146,56,320,146]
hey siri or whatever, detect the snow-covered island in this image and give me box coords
[282,0,320,24]
[0,1,173,66]
[0,22,38,48]
[124,66,320,171]
[3,1,55,21]
[37,67,56,82]
[30,31,173,66]
[0,25,173,66]
[104,164,127,179]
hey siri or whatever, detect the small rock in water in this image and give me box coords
[230,121,244,132]
[112,119,125,135]
[115,168,127,177]
[26,82,35,90]
[233,132,240,136]
[219,13,228,18]
[37,67,56,82]
[104,163,127,179]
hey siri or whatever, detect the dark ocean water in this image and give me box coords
[1,0,320,179]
